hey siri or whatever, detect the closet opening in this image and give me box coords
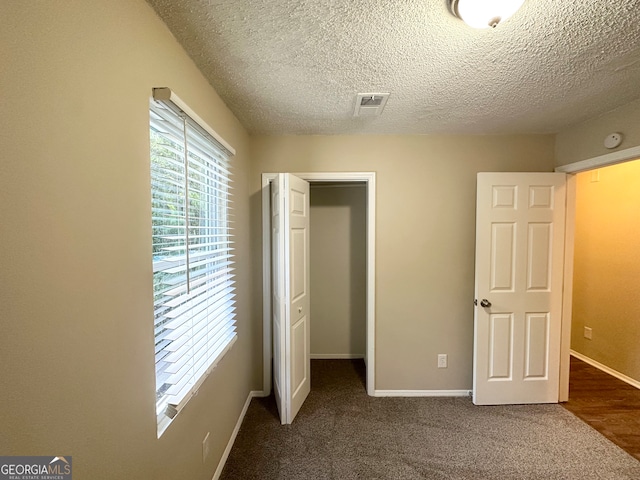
[261,172,376,399]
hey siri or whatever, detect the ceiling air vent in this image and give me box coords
[354,93,390,117]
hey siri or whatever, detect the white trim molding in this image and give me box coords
[555,145,640,174]
[374,390,472,397]
[558,174,576,403]
[212,390,263,480]
[310,354,366,360]
[152,87,236,155]
[570,351,640,390]
[262,172,377,397]
[261,175,273,396]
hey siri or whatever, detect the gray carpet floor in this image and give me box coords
[220,360,640,479]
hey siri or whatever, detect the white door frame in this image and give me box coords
[262,172,376,396]
[556,144,640,401]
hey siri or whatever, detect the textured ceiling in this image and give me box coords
[147,0,640,135]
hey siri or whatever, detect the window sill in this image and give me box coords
[156,334,237,437]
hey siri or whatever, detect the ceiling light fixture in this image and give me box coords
[450,0,525,29]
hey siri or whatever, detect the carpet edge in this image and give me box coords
[212,390,264,480]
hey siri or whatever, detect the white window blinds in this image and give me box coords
[149,88,236,423]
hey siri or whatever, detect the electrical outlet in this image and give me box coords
[202,432,210,463]
[584,326,593,340]
[437,354,448,369]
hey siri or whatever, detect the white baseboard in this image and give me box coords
[212,390,263,480]
[373,389,471,397]
[570,350,640,390]
[310,354,365,359]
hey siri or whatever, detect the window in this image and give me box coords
[149,88,236,432]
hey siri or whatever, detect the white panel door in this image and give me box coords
[473,173,566,405]
[271,173,311,424]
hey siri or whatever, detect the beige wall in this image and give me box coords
[310,185,367,357]
[555,97,640,167]
[571,160,640,381]
[250,134,555,390]
[0,1,259,479]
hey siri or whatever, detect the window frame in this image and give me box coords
[149,88,237,435]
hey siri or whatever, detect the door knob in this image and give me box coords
[480,299,492,308]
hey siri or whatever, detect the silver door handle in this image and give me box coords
[480,299,492,308]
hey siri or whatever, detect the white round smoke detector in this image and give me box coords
[604,132,623,149]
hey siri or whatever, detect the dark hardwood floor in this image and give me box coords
[562,356,640,461]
